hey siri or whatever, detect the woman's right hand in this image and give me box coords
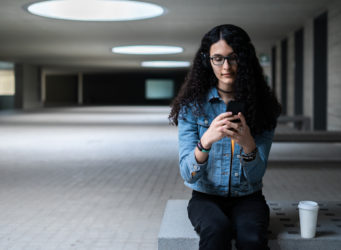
[200,112,240,149]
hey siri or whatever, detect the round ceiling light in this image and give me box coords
[27,0,165,21]
[112,45,183,55]
[141,61,190,68]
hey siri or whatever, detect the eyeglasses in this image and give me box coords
[210,54,238,66]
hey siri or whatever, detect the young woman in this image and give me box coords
[169,24,281,250]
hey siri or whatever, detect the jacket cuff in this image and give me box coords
[188,148,208,174]
[240,151,260,170]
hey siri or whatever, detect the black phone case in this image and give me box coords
[226,101,245,115]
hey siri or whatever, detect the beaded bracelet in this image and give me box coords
[197,140,211,153]
[240,147,258,162]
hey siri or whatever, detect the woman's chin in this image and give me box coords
[218,79,235,88]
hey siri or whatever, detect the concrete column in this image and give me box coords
[328,0,341,130]
[275,42,282,104]
[78,72,83,105]
[303,19,314,124]
[287,32,295,116]
[41,70,46,104]
[15,64,43,110]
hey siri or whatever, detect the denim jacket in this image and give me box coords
[178,87,274,197]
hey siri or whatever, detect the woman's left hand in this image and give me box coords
[228,112,256,154]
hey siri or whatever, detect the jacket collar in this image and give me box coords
[207,87,222,102]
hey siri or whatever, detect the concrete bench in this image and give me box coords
[158,200,341,250]
[273,131,341,142]
[278,116,311,131]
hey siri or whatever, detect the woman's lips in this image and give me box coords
[222,73,233,77]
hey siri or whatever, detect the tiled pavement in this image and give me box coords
[0,106,340,250]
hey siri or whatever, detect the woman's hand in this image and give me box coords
[229,112,256,153]
[201,112,256,153]
[200,112,240,148]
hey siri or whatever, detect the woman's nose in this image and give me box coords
[222,59,230,70]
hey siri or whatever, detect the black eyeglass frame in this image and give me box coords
[209,54,238,66]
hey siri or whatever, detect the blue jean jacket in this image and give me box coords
[178,87,274,197]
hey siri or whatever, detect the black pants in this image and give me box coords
[187,190,270,250]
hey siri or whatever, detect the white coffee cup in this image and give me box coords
[298,201,319,238]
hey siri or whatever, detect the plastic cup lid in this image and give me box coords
[298,201,319,210]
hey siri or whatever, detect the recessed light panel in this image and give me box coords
[112,45,183,55]
[141,61,190,68]
[27,0,165,21]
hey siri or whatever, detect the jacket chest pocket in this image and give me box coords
[197,117,213,138]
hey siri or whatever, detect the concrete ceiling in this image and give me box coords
[0,0,333,72]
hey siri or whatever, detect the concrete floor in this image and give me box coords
[0,106,340,250]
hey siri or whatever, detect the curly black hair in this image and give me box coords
[169,24,281,135]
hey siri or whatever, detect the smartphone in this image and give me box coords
[226,101,245,123]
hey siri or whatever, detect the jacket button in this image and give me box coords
[234,173,239,177]
[204,119,208,125]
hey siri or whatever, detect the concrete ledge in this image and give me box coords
[158,200,199,250]
[278,115,311,131]
[158,200,341,250]
[274,131,341,142]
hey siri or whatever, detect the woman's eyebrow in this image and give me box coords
[211,52,236,57]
